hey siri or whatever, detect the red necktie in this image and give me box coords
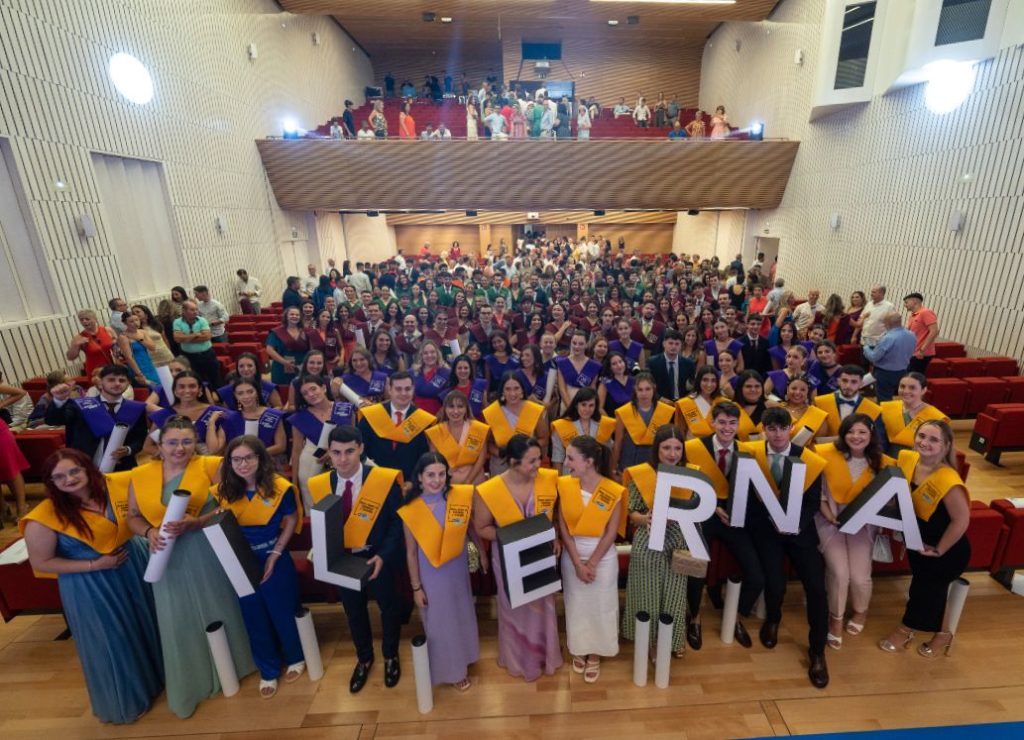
[341,479,353,525]
[717,448,728,473]
[393,410,403,450]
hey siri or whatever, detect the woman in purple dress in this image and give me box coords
[598,352,635,417]
[473,435,563,681]
[609,319,644,371]
[400,452,479,691]
[704,319,745,372]
[555,331,602,412]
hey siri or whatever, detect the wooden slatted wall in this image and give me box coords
[0,0,372,383]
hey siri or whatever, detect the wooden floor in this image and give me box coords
[2,429,1023,740]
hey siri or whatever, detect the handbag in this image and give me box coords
[872,533,894,563]
[671,548,708,578]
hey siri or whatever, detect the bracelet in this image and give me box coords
[412,585,423,591]
[270,550,283,556]
[144,526,153,538]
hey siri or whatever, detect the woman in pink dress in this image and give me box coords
[710,105,730,139]
[510,105,527,139]
[0,418,29,519]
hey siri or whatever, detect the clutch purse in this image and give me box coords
[671,548,708,578]
[872,533,894,563]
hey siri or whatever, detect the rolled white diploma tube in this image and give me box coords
[946,577,970,635]
[633,611,651,687]
[412,634,433,714]
[98,423,129,474]
[205,621,240,697]
[720,576,742,644]
[143,489,191,583]
[654,613,673,688]
[156,364,175,401]
[295,607,325,681]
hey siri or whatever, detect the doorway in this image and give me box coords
[755,236,779,278]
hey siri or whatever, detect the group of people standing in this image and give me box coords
[17,244,970,726]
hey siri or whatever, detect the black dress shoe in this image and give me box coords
[687,620,703,651]
[760,621,779,649]
[734,619,753,648]
[808,651,829,689]
[384,656,401,688]
[349,659,374,694]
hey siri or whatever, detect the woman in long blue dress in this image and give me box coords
[22,449,162,724]
[126,414,255,718]
[399,452,479,690]
[213,437,305,698]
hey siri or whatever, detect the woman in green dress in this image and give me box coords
[529,102,543,138]
[621,424,689,658]
[127,415,255,718]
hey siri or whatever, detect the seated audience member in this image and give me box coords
[0,372,33,427]
[28,371,86,427]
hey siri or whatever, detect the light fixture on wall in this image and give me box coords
[830,212,841,230]
[793,48,804,65]
[948,210,965,232]
[75,214,97,239]
[607,19,620,25]
[311,32,321,46]
[108,53,154,105]
[440,16,453,23]
[247,43,258,61]
[924,60,976,115]
[54,180,68,192]
[215,215,227,234]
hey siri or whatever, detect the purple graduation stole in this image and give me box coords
[602,376,634,408]
[73,397,146,439]
[217,380,277,410]
[287,401,355,442]
[343,371,388,398]
[148,404,227,439]
[610,339,642,366]
[415,368,452,400]
[517,369,545,402]
[220,408,284,445]
[557,356,601,388]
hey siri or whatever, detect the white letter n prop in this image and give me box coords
[837,467,923,551]
[647,464,718,561]
[728,453,804,534]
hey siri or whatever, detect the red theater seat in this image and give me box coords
[956,449,970,482]
[946,357,984,378]
[1004,376,1024,403]
[925,358,951,379]
[924,377,968,417]
[213,343,231,357]
[0,541,62,621]
[966,501,1003,570]
[969,403,1024,464]
[227,342,261,363]
[980,356,1019,377]
[288,517,336,603]
[963,376,1009,416]
[934,342,966,358]
[20,377,48,404]
[15,429,66,481]
[989,499,1024,588]
[232,331,257,344]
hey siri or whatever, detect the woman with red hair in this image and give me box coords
[21,449,163,723]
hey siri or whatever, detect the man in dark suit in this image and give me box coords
[646,329,695,402]
[44,364,147,471]
[315,425,406,693]
[740,407,830,688]
[738,313,772,376]
[630,300,667,357]
[357,371,434,481]
[683,402,765,651]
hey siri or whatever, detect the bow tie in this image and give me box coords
[837,398,857,407]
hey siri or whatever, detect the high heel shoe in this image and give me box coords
[878,626,915,653]
[918,631,954,658]
[827,614,844,650]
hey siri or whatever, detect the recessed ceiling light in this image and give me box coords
[108,53,154,105]
[441,16,453,23]
[608,19,620,25]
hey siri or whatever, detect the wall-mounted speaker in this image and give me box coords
[948,210,965,232]
[75,213,96,239]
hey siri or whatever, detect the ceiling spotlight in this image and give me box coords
[687,209,700,216]
[924,60,976,115]
[627,15,640,24]
[108,53,154,105]
[422,12,436,22]
[608,19,620,25]
[440,16,453,23]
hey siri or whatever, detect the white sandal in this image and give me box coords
[284,661,305,683]
[259,678,278,698]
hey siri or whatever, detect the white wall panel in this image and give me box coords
[0,0,372,382]
[701,0,1024,361]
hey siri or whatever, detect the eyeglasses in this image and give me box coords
[230,454,258,464]
[50,467,84,483]
[161,438,195,448]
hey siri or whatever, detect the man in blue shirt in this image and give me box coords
[862,311,916,401]
[173,301,222,388]
[668,121,689,139]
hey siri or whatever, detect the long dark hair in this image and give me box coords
[232,377,265,407]
[405,452,450,504]
[172,370,205,405]
[294,374,329,411]
[735,369,766,423]
[504,433,540,464]
[691,365,720,400]
[650,424,686,466]
[40,449,109,538]
[565,387,602,420]
[835,412,884,471]
[219,437,278,503]
[131,304,162,332]
[568,435,610,478]
[631,371,659,408]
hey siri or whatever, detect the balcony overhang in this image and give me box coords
[256,139,800,212]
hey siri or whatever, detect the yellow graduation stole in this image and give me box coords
[815,394,882,436]
[816,443,896,505]
[307,467,403,548]
[476,468,558,526]
[620,461,702,537]
[425,421,489,468]
[212,475,304,533]
[557,476,624,537]
[897,450,968,522]
[737,406,763,441]
[676,396,721,438]
[738,441,827,496]
[361,403,436,443]
[615,401,676,446]
[20,479,134,578]
[551,416,616,450]
[787,405,829,442]
[684,437,730,500]
[131,456,222,526]
[880,401,949,448]
[398,484,474,568]
[482,400,544,448]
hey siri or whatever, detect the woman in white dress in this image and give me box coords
[557,435,623,683]
[466,101,479,140]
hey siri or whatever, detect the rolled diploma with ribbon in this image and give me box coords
[338,382,363,406]
[156,364,175,401]
[294,607,325,680]
[412,634,433,714]
[720,576,742,644]
[205,621,240,697]
[946,577,970,634]
[448,338,461,357]
[633,611,650,687]
[654,614,673,688]
[143,489,191,583]
[98,423,130,474]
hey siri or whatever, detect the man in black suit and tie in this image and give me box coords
[646,329,695,402]
[738,313,772,376]
[357,371,435,481]
[312,425,406,693]
[739,407,830,688]
[44,364,147,471]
